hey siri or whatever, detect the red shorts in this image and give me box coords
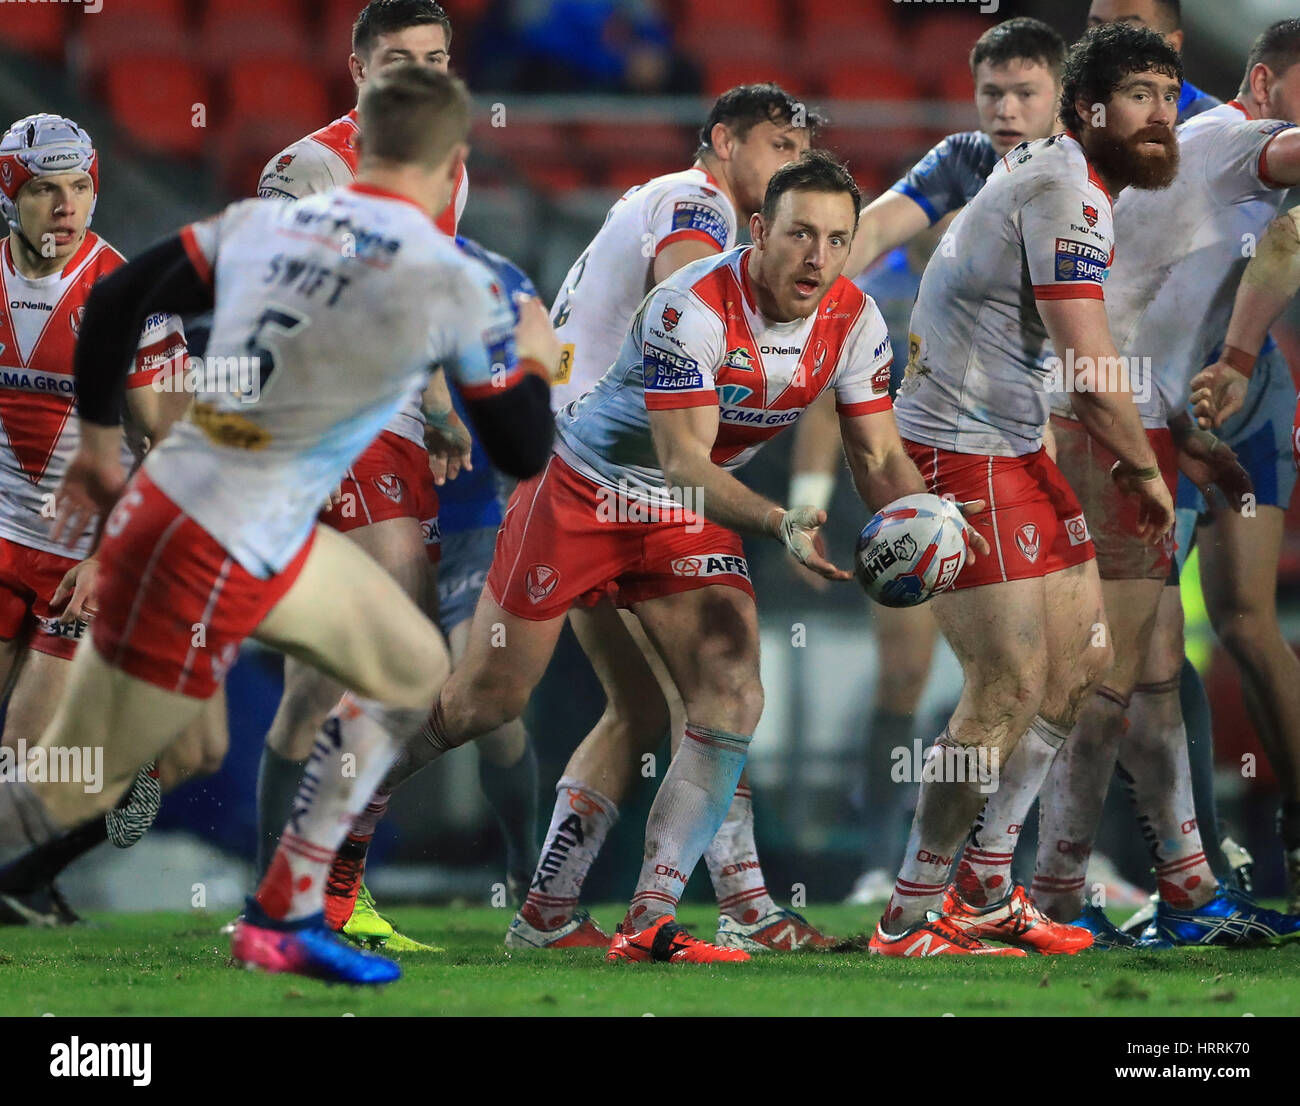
[93,470,314,698]
[1051,416,1178,579]
[0,538,85,660]
[319,431,441,565]
[904,438,1095,590]
[486,455,754,621]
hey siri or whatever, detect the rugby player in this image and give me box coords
[365,150,988,964]
[254,0,540,949]
[1188,20,1300,915]
[870,23,1179,957]
[326,85,840,953]
[970,23,1300,948]
[0,114,226,925]
[0,67,557,984]
[786,17,1069,903]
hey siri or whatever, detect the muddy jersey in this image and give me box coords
[557,247,893,505]
[895,133,1115,457]
[148,184,519,578]
[549,167,737,411]
[1103,102,1295,427]
[256,109,469,446]
[0,234,185,559]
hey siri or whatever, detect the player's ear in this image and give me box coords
[1164,29,1184,54]
[749,211,766,248]
[710,121,734,162]
[348,52,366,89]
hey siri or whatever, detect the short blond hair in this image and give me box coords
[358,64,469,169]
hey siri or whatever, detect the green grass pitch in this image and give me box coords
[3,904,1299,1016]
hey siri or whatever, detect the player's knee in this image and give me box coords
[1214,608,1282,663]
[684,673,764,734]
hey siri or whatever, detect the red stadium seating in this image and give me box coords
[576,121,692,167]
[96,0,188,20]
[222,59,329,133]
[199,9,307,66]
[826,64,920,102]
[0,3,68,63]
[703,61,800,100]
[682,0,782,40]
[798,0,897,34]
[203,0,305,20]
[940,65,975,104]
[74,9,190,83]
[911,17,989,70]
[102,55,210,159]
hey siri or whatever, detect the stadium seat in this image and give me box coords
[826,65,920,102]
[74,10,191,83]
[576,121,692,167]
[222,60,329,134]
[215,119,316,196]
[0,4,68,63]
[103,55,210,159]
[603,160,687,193]
[911,17,989,70]
[525,163,587,194]
[940,66,974,104]
[681,0,782,41]
[704,61,800,100]
[799,0,897,34]
[203,0,305,20]
[199,9,307,66]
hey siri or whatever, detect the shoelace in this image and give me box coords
[325,856,363,899]
[925,916,983,951]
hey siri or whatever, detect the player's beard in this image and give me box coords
[1084,123,1179,190]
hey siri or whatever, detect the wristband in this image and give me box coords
[1221,345,1256,379]
[789,472,835,514]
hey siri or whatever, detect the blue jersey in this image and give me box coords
[437,236,543,535]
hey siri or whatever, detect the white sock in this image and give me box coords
[520,777,618,930]
[1119,685,1216,910]
[704,783,778,921]
[255,695,424,923]
[954,716,1067,905]
[1031,689,1127,920]
[625,723,751,929]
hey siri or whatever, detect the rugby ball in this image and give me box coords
[854,493,970,607]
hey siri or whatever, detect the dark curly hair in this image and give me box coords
[698,84,823,154]
[1059,22,1182,135]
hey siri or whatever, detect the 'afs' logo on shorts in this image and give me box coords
[1015,523,1040,564]
[670,554,750,579]
[661,305,681,331]
[1064,513,1090,546]
[373,473,404,503]
[525,564,559,603]
[1082,203,1098,227]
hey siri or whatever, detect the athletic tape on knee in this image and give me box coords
[1133,676,1180,697]
[1028,715,1070,748]
[1094,685,1132,711]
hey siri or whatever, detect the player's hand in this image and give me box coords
[514,297,563,381]
[1110,461,1175,545]
[51,442,127,549]
[1175,427,1252,515]
[1189,360,1248,429]
[771,505,852,582]
[323,484,345,511]
[425,409,473,485]
[50,557,99,625]
[952,498,991,562]
[788,529,832,592]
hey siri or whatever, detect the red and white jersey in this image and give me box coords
[256,109,469,445]
[0,234,185,559]
[149,185,518,579]
[549,166,737,411]
[1104,102,1295,427]
[557,247,893,505]
[896,133,1115,457]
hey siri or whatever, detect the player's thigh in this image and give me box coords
[1086,575,1162,697]
[36,641,209,825]
[872,601,938,711]
[158,685,230,789]
[569,600,675,741]
[1197,505,1284,628]
[441,591,568,730]
[341,515,429,608]
[630,585,762,727]
[1136,585,1186,687]
[3,650,73,746]
[254,524,446,713]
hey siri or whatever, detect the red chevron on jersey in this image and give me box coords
[688,260,868,465]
